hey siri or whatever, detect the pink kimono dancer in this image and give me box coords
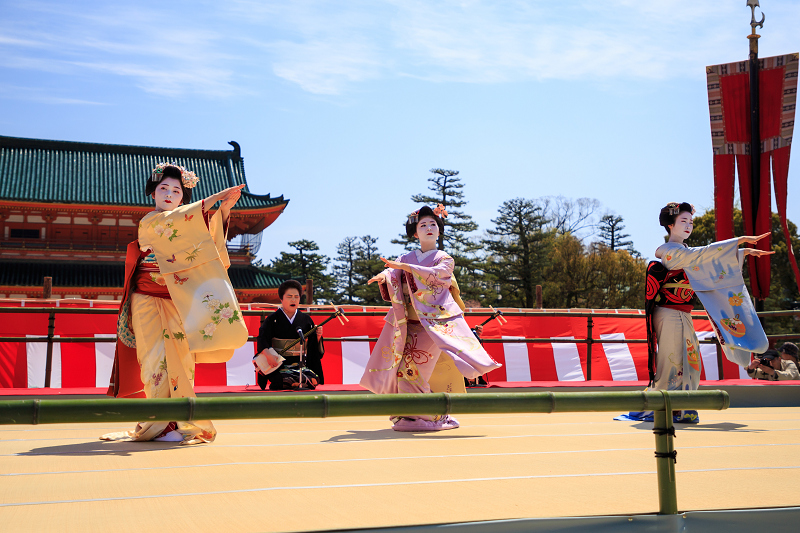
[360,250,501,430]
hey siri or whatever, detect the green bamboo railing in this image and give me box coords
[0,390,728,425]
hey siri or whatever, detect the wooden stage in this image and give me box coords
[1,400,798,532]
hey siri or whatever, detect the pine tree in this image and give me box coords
[482,198,554,308]
[353,235,386,305]
[332,236,360,304]
[391,168,478,251]
[391,168,484,302]
[267,240,334,303]
[596,214,637,255]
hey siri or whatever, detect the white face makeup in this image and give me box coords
[414,216,440,248]
[281,288,301,316]
[152,177,183,212]
[669,212,693,241]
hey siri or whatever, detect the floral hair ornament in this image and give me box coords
[150,162,200,189]
[406,204,448,226]
[666,202,695,216]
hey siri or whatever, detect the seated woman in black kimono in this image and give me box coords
[255,280,324,390]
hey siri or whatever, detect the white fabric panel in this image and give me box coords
[739,363,751,379]
[551,337,585,381]
[341,336,371,384]
[226,342,257,386]
[695,330,719,380]
[600,333,638,381]
[94,334,116,387]
[27,335,61,388]
[502,336,531,382]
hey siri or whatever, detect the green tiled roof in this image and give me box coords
[0,260,298,290]
[228,265,302,289]
[0,136,288,211]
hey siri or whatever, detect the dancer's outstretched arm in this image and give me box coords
[204,184,245,221]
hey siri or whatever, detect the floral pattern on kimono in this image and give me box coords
[659,238,768,366]
[137,200,248,361]
[360,249,501,396]
[102,201,247,445]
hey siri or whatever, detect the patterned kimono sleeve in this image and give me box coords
[659,238,739,270]
[405,254,454,290]
[375,270,392,301]
[208,209,231,270]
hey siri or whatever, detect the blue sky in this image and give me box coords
[1,0,799,266]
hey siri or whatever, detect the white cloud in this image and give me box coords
[1,0,797,97]
[0,1,243,99]
[0,83,108,105]
[231,0,798,93]
[268,40,383,95]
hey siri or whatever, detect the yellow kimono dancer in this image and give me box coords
[102,163,248,445]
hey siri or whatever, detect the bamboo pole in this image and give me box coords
[0,390,729,425]
[653,393,678,514]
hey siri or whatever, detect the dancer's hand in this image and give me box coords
[380,257,409,272]
[206,185,245,218]
[738,233,771,246]
[742,248,775,257]
[219,185,245,219]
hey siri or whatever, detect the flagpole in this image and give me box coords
[747,0,765,313]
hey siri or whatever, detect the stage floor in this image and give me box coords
[1,406,799,532]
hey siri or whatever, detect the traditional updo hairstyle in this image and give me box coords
[278,279,304,300]
[145,164,192,204]
[658,202,694,235]
[405,205,444,238]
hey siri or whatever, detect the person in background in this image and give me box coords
[747,345,800,380]
[255,280,324,390]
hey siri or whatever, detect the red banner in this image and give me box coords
[707,53,800,297]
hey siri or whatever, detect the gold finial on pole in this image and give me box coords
[747,0,765,40]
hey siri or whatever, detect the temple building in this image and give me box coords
[0,135,299,303]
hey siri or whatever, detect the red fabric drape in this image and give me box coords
[753,153,773,298]
[734,154,772,300]
[772,146,800,293]
[713,154,736,241]
[719,72,750,142]
[759,67,785,139]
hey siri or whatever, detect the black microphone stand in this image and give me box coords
[296,327,310,390]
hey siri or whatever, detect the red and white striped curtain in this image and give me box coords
[0,305,748,388]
